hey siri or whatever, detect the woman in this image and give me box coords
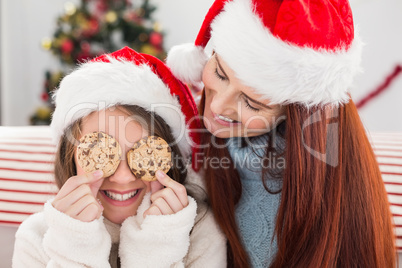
[167,0,396,267]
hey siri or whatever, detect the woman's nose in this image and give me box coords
[209,87,237,115]
[108,159,136,184]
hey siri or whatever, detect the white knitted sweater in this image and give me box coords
[12,170,226,268]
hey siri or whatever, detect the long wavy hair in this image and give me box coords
[199,92,396,267]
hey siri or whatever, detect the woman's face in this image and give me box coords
[75,108,151,224]
[202,53,285,138]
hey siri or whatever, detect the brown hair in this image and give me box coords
[54,105,188,189]
[199,92,396,267]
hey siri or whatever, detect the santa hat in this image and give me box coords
[51,47,201,168]
[166,0,363,107]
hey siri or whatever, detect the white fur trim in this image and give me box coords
[210,0,363,107]
[51,57,191,157]
[166,43,208,88]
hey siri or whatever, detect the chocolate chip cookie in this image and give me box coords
[127,136,172,181]
[77,131,122,177]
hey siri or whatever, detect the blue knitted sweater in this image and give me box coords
[226,133,285,268]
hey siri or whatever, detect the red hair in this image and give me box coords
[199,92,396,267]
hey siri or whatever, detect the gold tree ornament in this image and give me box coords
[153,22,161,32]
[105,11,118,24]
[64,2,77,16]
[41,38,52,50]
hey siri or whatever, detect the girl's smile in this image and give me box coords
[100,189,142,207]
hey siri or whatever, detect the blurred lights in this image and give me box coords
[41,38,52,50]
[64,2,77,16]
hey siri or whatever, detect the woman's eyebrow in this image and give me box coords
[242,93,272,109]
[215,54,229,78]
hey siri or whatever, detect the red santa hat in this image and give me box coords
[51,47,201,168]
[166,0,363,107]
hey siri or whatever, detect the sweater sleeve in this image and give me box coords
[183,203,227,267]
[182,166,227,267]
[13,212,51,268]
[119,193,197,268]
[184,168,227,268]
[13,199,112,268]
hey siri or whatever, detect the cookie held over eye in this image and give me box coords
[127,136,172,181]
[77,131,122,177]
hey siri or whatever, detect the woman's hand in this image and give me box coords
[52,170,105,222]
[143,170,189,217]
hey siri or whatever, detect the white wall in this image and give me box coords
[0,0,76,126]
[1,0,401,131]
[151,0,214,49]
[350,0,402,132]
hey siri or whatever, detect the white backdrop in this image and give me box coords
[350,0,402,132]
[0,0,401,131]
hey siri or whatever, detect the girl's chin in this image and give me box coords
[104,211,136,224]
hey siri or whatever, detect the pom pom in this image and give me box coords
[166,43,208,87]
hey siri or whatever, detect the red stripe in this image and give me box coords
[0,177,55,184]
[381,172,402,176]
[0,210,33,215]
[0,158,53,164]
[371,143,402,147]
[0,142,55,147]
[370,135,402,139]
[0,167,53,174]
[0,136,52,141]
[373,148,402,153]
[0,220,21,225]
[371,140,402,144]
[0,188,57,195]
[375,154,402,159]
[0,149,54,155]
[371,137,402,140]
[392,214,402,217]
[384,182,402,186]
[0,199,46,205]
[387,192,402,196]
[378,163,402,167]
[390,203,402,207]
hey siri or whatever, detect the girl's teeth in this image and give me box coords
[218,114,234,123]
[104,190,138,201]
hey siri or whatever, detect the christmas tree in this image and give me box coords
[31,0,166,125]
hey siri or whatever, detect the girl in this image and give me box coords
[167,0,396,267]
[13,47,226,267]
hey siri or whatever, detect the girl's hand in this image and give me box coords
[143,170,189,217]
[52,170,105,222]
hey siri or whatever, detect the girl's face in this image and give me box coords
[75,108,150,224]
[202,53,285,138]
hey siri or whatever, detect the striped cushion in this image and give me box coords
[0,127,58,225]
[0,127,401,250]
[369,132,402,251]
